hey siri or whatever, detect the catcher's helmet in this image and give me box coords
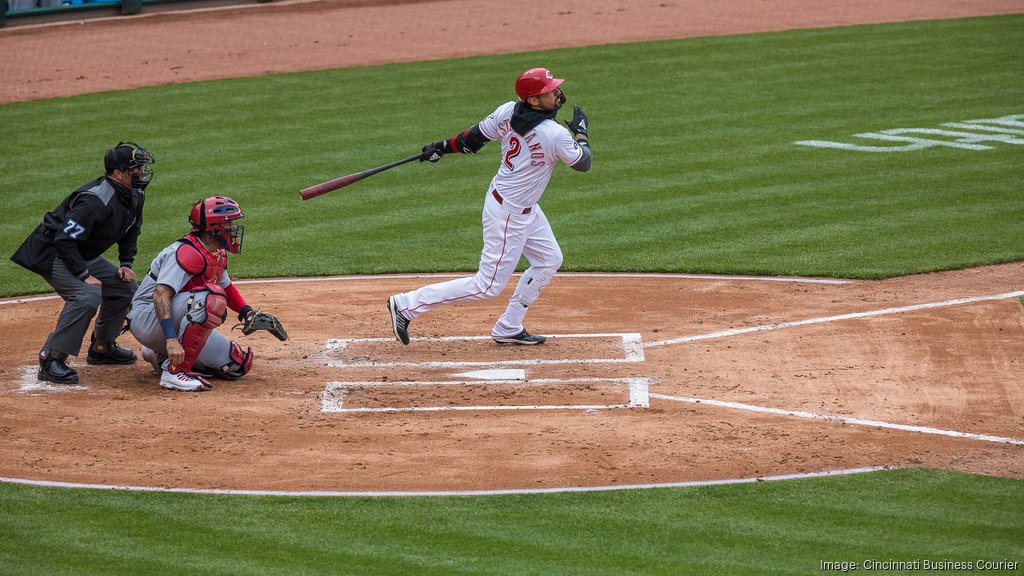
[515,68,565,101]
[189,196,245,254]
[104,141,156,190]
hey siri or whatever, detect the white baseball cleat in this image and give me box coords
[140,346,163,375]
[160,368,213,392]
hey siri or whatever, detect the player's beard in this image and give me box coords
[537,90,566,113]
[554,91,566,110]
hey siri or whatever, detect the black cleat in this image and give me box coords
[87,339,138,365]
[492,330,546,345]
[387,296,411,345]
[38,357,79,385]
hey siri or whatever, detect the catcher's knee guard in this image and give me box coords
[177,291,228,372]
[213,342,254,380]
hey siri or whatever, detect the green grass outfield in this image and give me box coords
[1,14,1022,574]
[1,469,1021,575]
[1,15,1023,296]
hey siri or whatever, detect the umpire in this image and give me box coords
[10,142,155,384]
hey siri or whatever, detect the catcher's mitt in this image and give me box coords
[234,307,288,341]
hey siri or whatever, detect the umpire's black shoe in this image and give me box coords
[87,339,138,365]
[38,357,79,385]
[492,330,546,345]
[387,296,411,345]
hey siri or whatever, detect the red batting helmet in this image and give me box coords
[189,196,245,254]
[515,68,565,101]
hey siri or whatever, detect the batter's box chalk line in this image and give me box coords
[322,332,645,368]
[321,377,650,413]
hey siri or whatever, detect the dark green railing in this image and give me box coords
[2,0,142,26]
[1,0,271,27]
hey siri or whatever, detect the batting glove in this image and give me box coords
[564,105,589,139]
[420,141,448,163]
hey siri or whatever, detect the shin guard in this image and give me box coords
[174,291,227,372]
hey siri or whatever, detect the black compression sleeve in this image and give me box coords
[447,125,490,154]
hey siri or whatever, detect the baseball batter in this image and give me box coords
[388,67,591,345]
[127,196,287,391]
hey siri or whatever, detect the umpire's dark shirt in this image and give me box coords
[17,177,144,280]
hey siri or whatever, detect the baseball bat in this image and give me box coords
[299,153,421,200]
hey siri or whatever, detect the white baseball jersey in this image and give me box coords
[479,101,586,208]
[391,99,590,340]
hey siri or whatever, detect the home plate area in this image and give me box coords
[319,333,650,413]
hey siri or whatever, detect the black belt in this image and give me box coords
[491,190,532,214]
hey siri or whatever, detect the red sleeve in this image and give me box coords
[224,282,248,313]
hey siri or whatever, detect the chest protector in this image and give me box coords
[166,234,254,377]
[175,235,228,292]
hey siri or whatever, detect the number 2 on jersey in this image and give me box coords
[503,136,522,171]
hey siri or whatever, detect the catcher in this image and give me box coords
[127,196,287,391]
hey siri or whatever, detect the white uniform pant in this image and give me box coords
[393,191,562,338]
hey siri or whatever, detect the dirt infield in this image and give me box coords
[0,0,1021,491]
[2,265,1022,491]
[1,0,1022,104]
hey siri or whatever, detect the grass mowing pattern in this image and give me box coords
[0,15,1021,574]
[0,468,1021,575]
[1,16,1022,296]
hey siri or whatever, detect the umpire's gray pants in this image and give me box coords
[43,257,137,356]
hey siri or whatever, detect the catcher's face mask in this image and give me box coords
[219,221,245,255]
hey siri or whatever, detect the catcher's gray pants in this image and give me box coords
[43,257,137,357]
[128,290,233,371]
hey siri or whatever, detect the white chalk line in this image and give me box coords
[15,365,86,392]
[231,272,851,286]
[326,404,635,414]
[0,466,887,497]
[644,290,1024,348]
[324,358,640,368]
[325,332,645,368]
[0,294,62,306]
[328,333,639,343]
[322,377,650,413]
[650,393,1024,446]
[0,272,850,307]
[457,368,526,380]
